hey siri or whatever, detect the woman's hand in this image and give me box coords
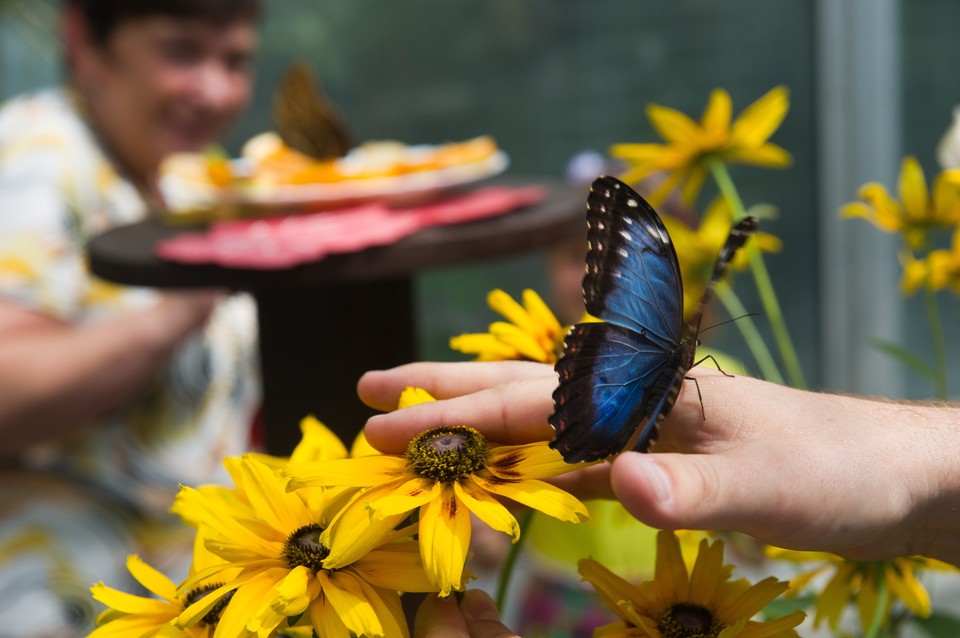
[414,590,520,638]
[358,360,960,566]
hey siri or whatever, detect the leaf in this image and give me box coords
[869,338,936,382]
[760,592,815,620]
[912,611,960,637]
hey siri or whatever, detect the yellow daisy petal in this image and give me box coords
[473,475,588,523]
[730,85,790,148]
[899,156,930,222]
[284,455,407,490]
[647,103,701,145]
[125,554,177,602]
[455,479,520,540]
[449,333,519,360]
[317,570,385,638]
[487,288,538,335]
[352,543,436,593]
[489,321,551,362]
[418,486,471,595]
[398,386,437,408]
[702,88,733,138]
[487,442,585,480]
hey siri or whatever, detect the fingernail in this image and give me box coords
[460,589,500,622]
[630,454,673,503]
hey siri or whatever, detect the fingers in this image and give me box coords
[414,595,468,637]
[363,375,559,453]
[608,449,888,557]
[414,591,520,638]
[358,361,554,411]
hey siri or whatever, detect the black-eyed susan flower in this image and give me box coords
[89,554,229,638]
[579,530,804,638]
[611,87,792,206]
[450,288,567,363]
[285,387,590,596]
[172,455,433,638]
[842,155,960,251]
[900,227,960,295]
[766,547,954,633]
[661,198,781,319]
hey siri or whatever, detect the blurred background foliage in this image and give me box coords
[2,0,959,397]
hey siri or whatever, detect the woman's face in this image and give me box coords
[77,15,258,180]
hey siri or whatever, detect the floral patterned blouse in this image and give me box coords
[0,88,260,636]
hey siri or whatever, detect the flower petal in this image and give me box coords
[898,156,930,222]
[398,386,437,408]
[419,486,471,595]
[473,475,588,523]
[702,89,733,137]
[487,442,586,480]
[730,86,789,148]
[456,479,520,540]
[285,455,407,490]
[317,569,386,637]
[647,103,701,145]
[125,554,177,602]
[352,542,437,593]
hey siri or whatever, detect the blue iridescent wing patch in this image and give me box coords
[549,176,756,463]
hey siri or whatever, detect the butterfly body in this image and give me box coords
[549,176,755,463]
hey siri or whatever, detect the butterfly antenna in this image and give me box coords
[693,217,759,334]
[700,312,760,336]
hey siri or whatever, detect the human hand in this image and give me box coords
[154,290,220,338]
[358,361,960,565]
[414,590,520,638]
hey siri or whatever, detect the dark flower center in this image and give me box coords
[655,602,723,638]
[183,583,232,626]
[406,426,488,483]
[283,523,330,571]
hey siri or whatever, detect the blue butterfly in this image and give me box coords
[548,175,757,463]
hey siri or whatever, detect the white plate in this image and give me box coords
[161,150,509,213]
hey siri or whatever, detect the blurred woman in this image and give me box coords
[0,1,261,634]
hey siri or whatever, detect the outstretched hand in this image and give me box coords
[359,360,960,566]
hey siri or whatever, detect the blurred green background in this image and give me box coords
[2,0,959,398]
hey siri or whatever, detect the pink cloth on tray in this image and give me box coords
[155,185,544,269]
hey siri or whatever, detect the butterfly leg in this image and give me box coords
[693,354,735,378]
[683,375,706,420]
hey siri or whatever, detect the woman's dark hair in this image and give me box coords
[66,0,261,45]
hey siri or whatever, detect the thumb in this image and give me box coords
[609,451,786,537]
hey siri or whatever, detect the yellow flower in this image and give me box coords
[661,198,781,319]
[765,547,955,631]
[173,456,433,638]
[285,387,590,596]
[611,87,792,206]
[450,288,567,363]
[580,531,804,638]
[842,155,960,250]
[899,226,960,295]
[89,555,222,638]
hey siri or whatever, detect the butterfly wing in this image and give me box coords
[551,321,676,462]
[581,177,684,343]
[549,176,685,462]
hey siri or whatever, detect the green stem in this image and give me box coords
[495,509,535,612]
[714,281,784,384]
[862,564,890,638]
[707,158,807,388]
[924,288,948,400]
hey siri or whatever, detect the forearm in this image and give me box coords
[0,295,213,452]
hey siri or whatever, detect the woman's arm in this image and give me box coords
[0,292,216,452]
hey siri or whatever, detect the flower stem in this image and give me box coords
[862,564,890,638]
[707,158,807,388]
[495,509,535,612]
[714,281,784,384]
[924,288,948,400]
